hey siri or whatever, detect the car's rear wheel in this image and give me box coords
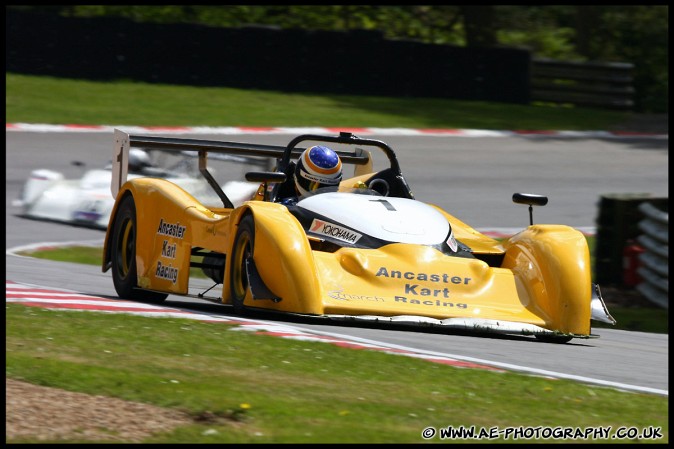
[111,194,168,303]
[230,213,255,314]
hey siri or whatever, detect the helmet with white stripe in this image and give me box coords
[294,145,342,196]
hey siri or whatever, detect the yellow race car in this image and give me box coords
[102,130,615,343]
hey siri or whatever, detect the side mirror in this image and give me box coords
[512,193,548,225]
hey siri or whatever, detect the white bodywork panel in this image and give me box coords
[17,169,258,230]
[298,192,450,245]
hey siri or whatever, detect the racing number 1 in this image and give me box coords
[370,199,396,211]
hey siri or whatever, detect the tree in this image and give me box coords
[460,6,497,47]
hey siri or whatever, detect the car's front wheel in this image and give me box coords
[110,194,168,303]
[230,213,255,314]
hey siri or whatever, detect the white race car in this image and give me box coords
[14,148,266,230]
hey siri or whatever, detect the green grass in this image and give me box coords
[6,304,668,444]
[25,245,104,265]
[593,306,668,334]
[6,73,632,130]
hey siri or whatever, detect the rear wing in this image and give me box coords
[112,129,373,208]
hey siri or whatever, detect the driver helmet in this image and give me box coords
[294,145,342,196]
[128,148,152,173]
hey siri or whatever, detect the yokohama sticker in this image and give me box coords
[310,219,362,244]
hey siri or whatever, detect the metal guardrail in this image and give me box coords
[531,58,635,110]
[636,202,669,308]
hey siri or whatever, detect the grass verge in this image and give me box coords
[6,73,631,130]
[6,304,668,444]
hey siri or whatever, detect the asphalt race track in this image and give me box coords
[5,130,669,396]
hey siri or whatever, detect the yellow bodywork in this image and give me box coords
[103,175,595,337]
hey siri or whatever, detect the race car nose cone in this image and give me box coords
[381,218,425,235]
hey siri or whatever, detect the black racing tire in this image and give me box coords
[535,334,573,344]
[230,213,255,314]
[110,194,168,303]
